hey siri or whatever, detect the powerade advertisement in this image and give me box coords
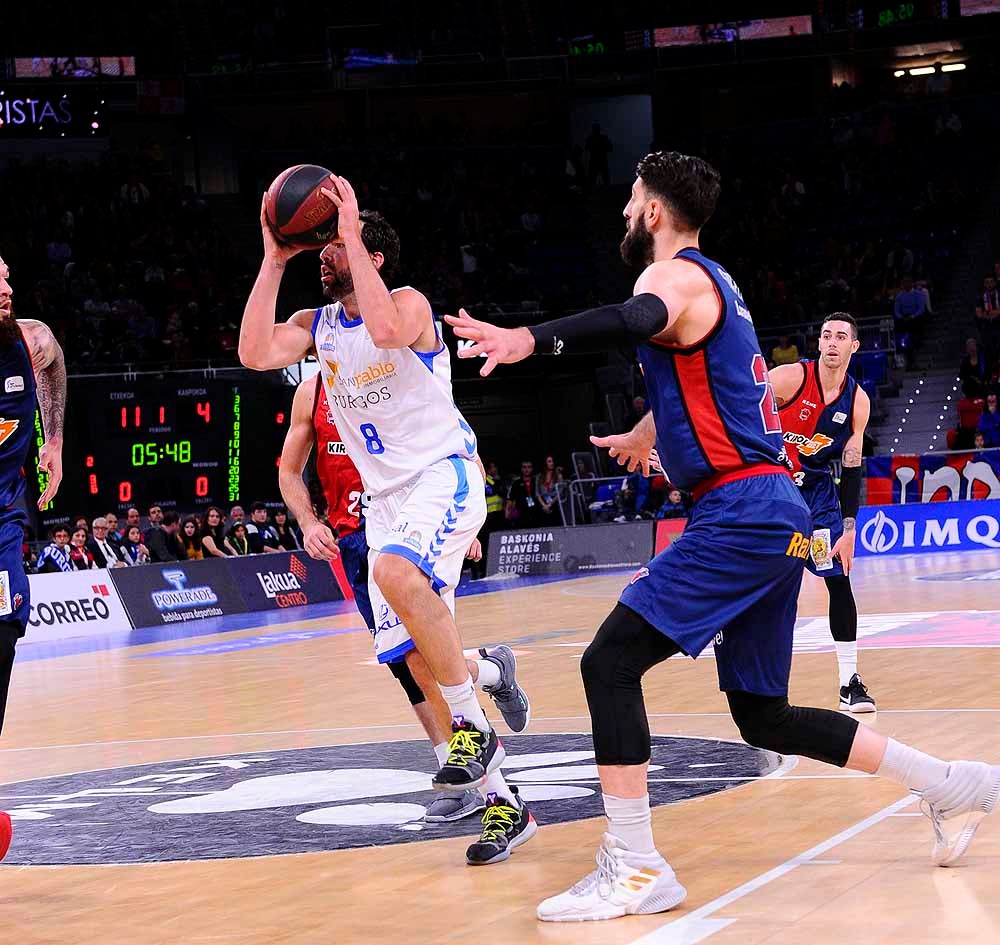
[865,451,1000,505]
[227,551,344,611]
[111,559,248,627]
[856,500,1000,557]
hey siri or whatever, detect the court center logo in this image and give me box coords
[1,734,776,865]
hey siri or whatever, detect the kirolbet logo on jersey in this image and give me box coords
[0,417,19,446]
[783,431,834,457]
[254,555,311,608]
[327,441,348,455]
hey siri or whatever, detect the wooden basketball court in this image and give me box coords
[2,548,999,944]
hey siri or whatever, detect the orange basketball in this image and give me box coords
[264,164,339,248]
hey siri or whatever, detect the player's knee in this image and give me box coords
[372,552,424,597]
[726,690,793,752]
[387,658,426,706]
[581,605,648,696]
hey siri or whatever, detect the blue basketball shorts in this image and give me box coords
[619,472,811,697]
[337,527,375,632]
[0,509,30,635]
[799,474,845,578]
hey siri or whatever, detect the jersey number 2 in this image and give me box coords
[752,354,782,435]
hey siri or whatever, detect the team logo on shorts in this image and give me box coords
[13,592,23,610]
[810,528,834,570]
[0,734,777,865]
[629,567,649,585]
[402,530,423,551]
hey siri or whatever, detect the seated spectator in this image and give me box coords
[273,507,301,550]
[105,512,123,545]
[68,527,96,570]
[36,526,73,573]
[960,338,989,399]
[976,275,1000,375]
[506,460,539,527]
[226,522,251,556]
[614,471,653,521]
[974,431,987,450]
[146,510,185,562]
[200,506,229,558]
[229,505,246,527]
[246,502,281,554]
[119,525,150,565]
[771,335,800,366]
[535,456,562,524]
[624,396,647,430]
[125,507,141,534]
[657,488,689,520]
[894,275,928,324]
[87,517,125,568]
[146,504,164,538]
[956,390,985,450]
[977,392,1000,447]
[181,516,204,560]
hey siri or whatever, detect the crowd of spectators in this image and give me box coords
[26,501,300,573]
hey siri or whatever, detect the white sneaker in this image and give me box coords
[536,833,686,922]
[919,760,1000,866]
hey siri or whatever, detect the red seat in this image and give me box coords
[958,397,984,430]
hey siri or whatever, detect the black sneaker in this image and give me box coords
[432,717,506,791]
[466,788,537,865]
[840,673,877,713]
[479,644,531,733]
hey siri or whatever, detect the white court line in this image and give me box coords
[628,796,916,945]
[3,709,1000,754]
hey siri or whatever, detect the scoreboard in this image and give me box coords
[30,379,293,526]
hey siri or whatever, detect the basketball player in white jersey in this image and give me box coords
[240,178,535,864]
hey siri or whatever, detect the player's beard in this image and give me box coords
[0,310,20,350]
[322,270,354,300]
[620,216,654,270]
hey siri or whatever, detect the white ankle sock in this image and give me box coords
[877,738,949,793]
[835,641,858,688]
[433,742,449,767]
[439,674,491,733]
[474,658,502,690]
[481,769,518,805]
[603,793,656,855]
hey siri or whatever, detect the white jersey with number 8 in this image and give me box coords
[311,293,478,498]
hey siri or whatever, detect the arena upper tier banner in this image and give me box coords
[111,558,248,628]
[486,522,654,577]
[856,500,1000,557]
[25,569,131,641]
[227,551,345,612]
[866,452,1000,505]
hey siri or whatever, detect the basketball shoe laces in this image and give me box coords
[446,727,483,767]
[479,801,517,842]
[570,841,621,899]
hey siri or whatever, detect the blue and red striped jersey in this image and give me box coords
[637,248,787,495]
[0,329,36,509]
[778,359,858,486]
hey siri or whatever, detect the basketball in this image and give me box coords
[264,164,339,248]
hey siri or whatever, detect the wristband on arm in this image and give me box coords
[527,293,668,355]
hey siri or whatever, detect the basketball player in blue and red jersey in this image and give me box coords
[279,375,527,825]
[770,313,876,713]
[448,152,1000,921]
[0,252,67,861]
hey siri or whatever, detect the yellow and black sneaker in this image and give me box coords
[432,716,505,791]
[466,788,537,865]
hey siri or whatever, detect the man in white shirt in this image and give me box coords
[87,517,126,568]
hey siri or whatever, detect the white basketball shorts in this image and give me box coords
[364,456,486,663]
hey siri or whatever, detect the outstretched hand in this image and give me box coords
[590,429,657,477]
[443,309,535,377]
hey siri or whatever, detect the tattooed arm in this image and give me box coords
[18,318,66,508]
[829,389,870,574]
